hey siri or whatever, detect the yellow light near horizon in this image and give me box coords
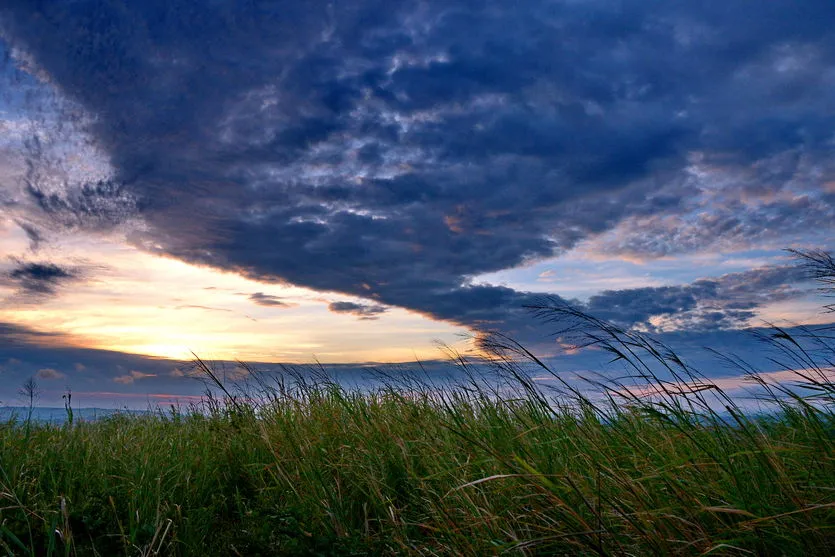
[0,229,466,364]
[109,343,194,361]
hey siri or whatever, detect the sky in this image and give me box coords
[0,0,834,407]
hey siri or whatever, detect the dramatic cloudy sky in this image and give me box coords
[0,0,833,406]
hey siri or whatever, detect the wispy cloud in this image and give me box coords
[174,304,233,313]
[248,292,290,307]
[328,301,388,320]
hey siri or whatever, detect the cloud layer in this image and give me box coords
[1,0,833,338]
[585,265,808,330]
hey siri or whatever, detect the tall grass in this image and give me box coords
[0,251,833,555]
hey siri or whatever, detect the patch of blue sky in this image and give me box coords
[473,248,797,302]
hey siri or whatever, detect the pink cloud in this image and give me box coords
[36,368,65,380]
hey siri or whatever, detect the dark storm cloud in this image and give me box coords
[2,0,833,336]
[4,260,81,299]
[328,301,388,320]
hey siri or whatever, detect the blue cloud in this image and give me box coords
[584,265,809,330]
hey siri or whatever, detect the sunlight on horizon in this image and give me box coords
[0,222,468,363]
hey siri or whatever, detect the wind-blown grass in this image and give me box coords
[2,346,833,555]
[1,251,833,556]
